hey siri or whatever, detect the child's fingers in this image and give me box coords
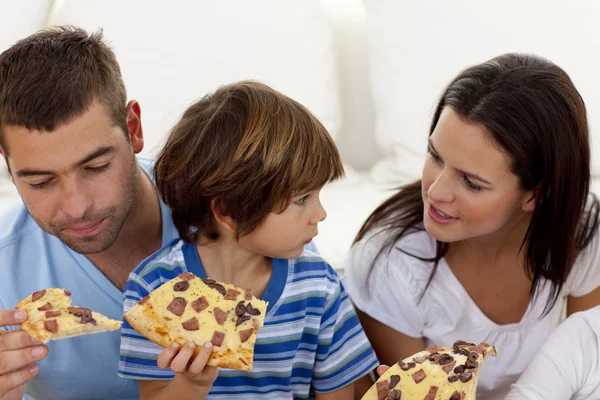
[157,343,181,369]
[376,365,390,377]
[187,342,213,376]
[169,342,196,373]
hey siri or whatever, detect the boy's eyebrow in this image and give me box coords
[15,146,115,177]
[428,139,491,185]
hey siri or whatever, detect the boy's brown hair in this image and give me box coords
[154,81,344,243]
[0,26,127,153]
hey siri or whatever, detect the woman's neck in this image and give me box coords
[447,211,532,268]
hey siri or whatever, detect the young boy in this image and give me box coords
[118,81,379,399]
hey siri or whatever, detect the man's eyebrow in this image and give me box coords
[15,146,115,178]
[72,146,115,168]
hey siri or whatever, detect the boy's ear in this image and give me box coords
[210,198,236,233]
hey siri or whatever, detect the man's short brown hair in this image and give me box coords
[0,26,127,153]
[154,81,344,243]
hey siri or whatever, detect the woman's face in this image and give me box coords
[422,107,535,244]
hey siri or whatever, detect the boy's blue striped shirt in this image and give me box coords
[118,239,378,398]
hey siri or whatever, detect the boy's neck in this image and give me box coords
[195,239,272,298]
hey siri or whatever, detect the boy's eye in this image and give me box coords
[295,195,310,205]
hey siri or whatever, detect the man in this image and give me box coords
[0,26,178,400]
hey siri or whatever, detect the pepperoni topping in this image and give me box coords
[235,301,246,317]
[425,345,439,353]
[476,343,485,354]
[173,281,189,292]
[191,296,208,313]
[178,272,196,281]
[450,391,461,400]
[412,369,426,384]
[167,297,187,316]
[37,302,53,311]
[32,290,46,302]
[376,380,389,400]
[213,307,228,325]
[181,317,199,331]
[442,360,456,374]
[45,311,61,318]
[224,289,240,300]
[138,295,150,305]
[239,328,254,343]
[424,386,438,400]
[64,290,72,296]
[244,289,252,301]
[389,374,400,389]
[246,303,261,316]
[236,314,251,327]
[211,331,225,347]
[388,389,401,400]
[44,319,58,333]
[67,306,90,317]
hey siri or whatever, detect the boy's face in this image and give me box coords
[239,189,326,259]
[0,100,145,255]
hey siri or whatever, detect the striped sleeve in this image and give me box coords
[118,265,176,380]
[311,269,379,393]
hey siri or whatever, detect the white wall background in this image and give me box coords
[2,0,600,269]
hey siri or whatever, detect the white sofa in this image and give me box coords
[2,0,600,271]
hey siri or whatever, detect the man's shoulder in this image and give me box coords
[0,202,41,250]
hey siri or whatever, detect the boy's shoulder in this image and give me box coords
[130,238,186,285]
[289,249,338,278]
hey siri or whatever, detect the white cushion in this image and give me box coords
[364,0,600,181]
[51,0,341,158]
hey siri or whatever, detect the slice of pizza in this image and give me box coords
[362,341,498,400]
[124,272,268,371]
[16,288,121,343]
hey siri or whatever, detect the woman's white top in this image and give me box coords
[343,228,600,400]
[505,305,600,400]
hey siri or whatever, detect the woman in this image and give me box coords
[343,53,600,400]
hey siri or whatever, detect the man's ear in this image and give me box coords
[126,100,144,154]
[211,198,236,233]
[522,187,538,213]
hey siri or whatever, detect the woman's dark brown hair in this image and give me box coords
[355,53,599,315]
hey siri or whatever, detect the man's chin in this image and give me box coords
[57,234,116,255]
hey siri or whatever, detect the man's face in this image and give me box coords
[1,100,144,254]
